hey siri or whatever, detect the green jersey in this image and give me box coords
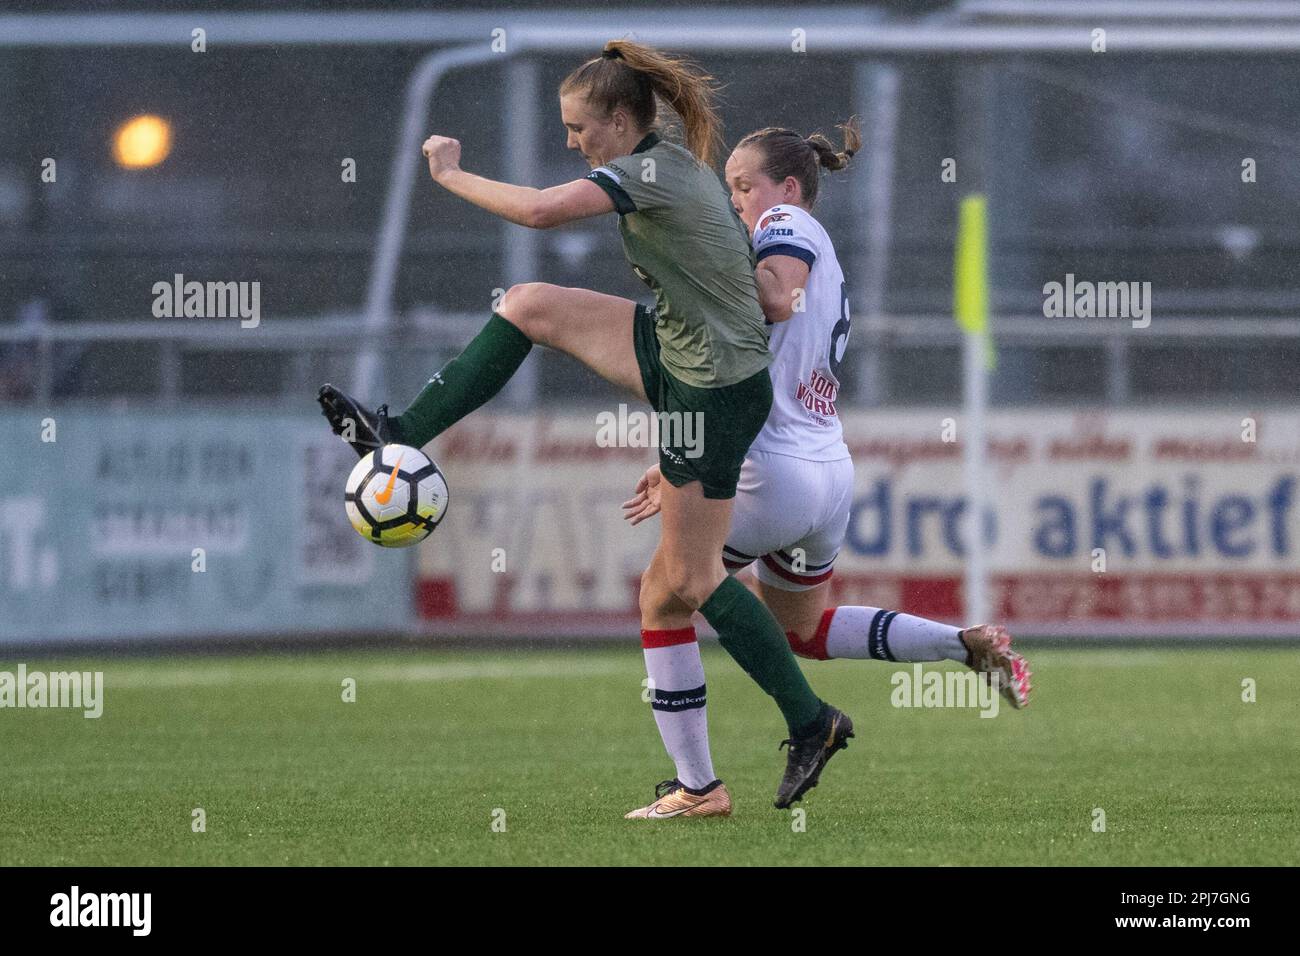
[586,132,770,388]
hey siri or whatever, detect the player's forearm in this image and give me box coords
[435,169,547,228]
[755,267,796,323]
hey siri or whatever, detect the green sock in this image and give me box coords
[699,576,823,733]
[393,313,533,447]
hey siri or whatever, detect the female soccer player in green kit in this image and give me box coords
[318,40,852,811]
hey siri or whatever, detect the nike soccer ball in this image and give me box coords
[344,444,449,548]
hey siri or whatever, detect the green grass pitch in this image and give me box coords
[1,645,1296,866]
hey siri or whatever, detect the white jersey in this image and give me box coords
[748,204,851,462]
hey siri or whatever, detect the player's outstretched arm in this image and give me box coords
[423,134,614,228]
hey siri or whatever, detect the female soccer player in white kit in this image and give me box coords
[622,121,1033,819]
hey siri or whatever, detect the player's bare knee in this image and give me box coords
[497,282,557,342]
[664,564,719,610]
[638,567,673,619]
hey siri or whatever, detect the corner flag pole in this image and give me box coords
[954,194,993,626]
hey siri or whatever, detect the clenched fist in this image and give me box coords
[422,134,461,181]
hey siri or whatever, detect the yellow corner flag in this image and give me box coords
[954,193,996,370]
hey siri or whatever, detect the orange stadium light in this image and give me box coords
[112,114,172,169]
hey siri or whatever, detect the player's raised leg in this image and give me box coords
[753,577,1032,709]
[491,284,647,399]
[728,454,1031,709]
[320,285,646,458]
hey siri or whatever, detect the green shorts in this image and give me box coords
[632,304,772,500]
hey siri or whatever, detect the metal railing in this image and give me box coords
[4,311,1295,407]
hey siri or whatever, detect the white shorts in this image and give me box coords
[722,450,855,592]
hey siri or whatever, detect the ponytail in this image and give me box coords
[735,117,860,206]
[805,118,861,172]
[560,40,723,165]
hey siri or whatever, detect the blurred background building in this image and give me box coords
[2,1,1298,643]
[3,1,1297,409]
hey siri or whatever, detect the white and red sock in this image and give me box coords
[641,627,716,791]
[789,607,967,663]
